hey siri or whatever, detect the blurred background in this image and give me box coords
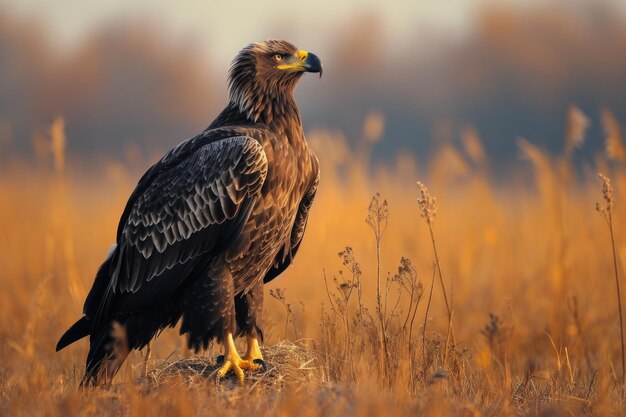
[4,3,626,411]
[2,0,626,172]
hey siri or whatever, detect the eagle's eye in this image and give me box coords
[273,54,284,62]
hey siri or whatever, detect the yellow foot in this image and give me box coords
[242,335,264,363]
[217,333,265,383]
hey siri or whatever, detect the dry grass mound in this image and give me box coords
[147,340,326,391]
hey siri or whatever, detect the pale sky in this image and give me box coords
[3,0,624,71]
[1,0,537,66]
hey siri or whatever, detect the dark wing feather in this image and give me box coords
[264,158,319,283]
[86,136,267,322]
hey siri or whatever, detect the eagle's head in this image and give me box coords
[228,40,322,123]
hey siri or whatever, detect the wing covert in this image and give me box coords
[112,136,267,294]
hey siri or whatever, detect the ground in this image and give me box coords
[1,126,625,416]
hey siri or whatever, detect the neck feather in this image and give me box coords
[229,78,301,124]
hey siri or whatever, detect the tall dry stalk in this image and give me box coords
[596,173,625,388]
[422,266,437,366]
[322,265,356,362]
[393,258,423,353]
[391,257,424,388]
[416,181,455,356]
[339,247,364,320]
[269,288,298,340]
[365,193,389,379]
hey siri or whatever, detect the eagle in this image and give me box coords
[56,40,322,385]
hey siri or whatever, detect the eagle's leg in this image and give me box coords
[234,280,266,367]
[217,332,262,383]
[243,335,264,364]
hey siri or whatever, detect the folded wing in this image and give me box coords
[85,136,268,323]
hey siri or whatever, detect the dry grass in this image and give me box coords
[149,340,324,390]
[3,111,626,416]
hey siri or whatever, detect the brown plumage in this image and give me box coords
[56,40,322,385]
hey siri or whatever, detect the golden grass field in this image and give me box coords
[2,111,626,416]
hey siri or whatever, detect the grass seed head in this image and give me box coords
[596,173,614,221]
[416,181,437,224]
[365,192,389,239]
[602,109,626,161]
[564,105,590,156]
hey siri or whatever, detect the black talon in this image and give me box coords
[253,358,267,371]
[216,355,224,364]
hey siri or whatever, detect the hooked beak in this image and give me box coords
[278,50,323,78]
[300,51,323,78]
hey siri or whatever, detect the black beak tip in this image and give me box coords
[304,52,323,78]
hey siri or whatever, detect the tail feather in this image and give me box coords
[81,330,111,387]
[81,321,129,387]
[56,316,91,351]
